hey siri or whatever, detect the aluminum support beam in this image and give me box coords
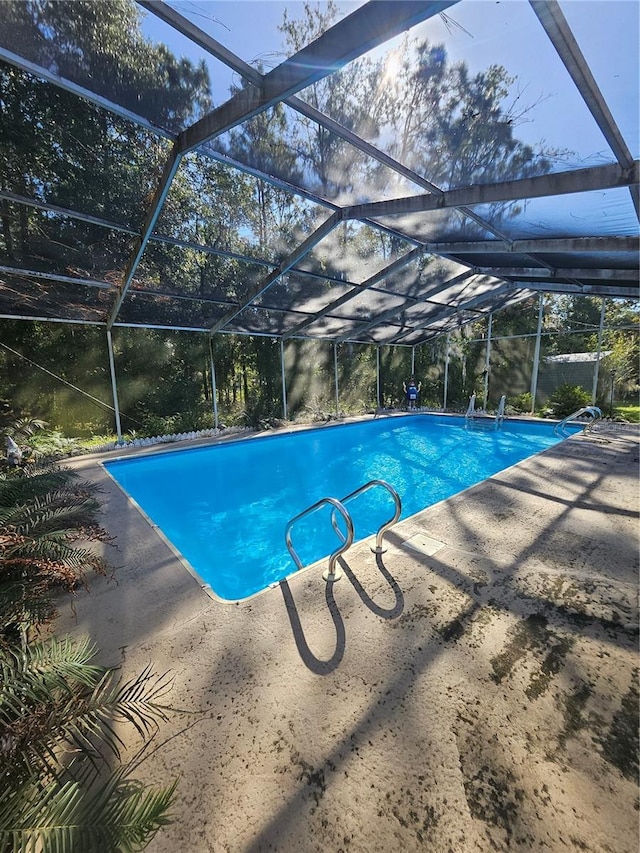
[443,333,450,410]
[286,248,423,341]
[280,339,288,420]
[177,1,456,155]
[477,267,637,282]
[529,294,545,414]
[0,46,175,141]
[483,314,492,410]
[333,270,475,344]
[344,161,639,220]
[207,335,219,429]
[591,299,607,405]
[376,346,381,408]
[511,281,639,299]
[208,211,343,334]
[424,236,640,254]
[106,329,122,442]
[0,189,139,236]
[0,314,104,326]
[0,42,412,256]
[334,344,339,416]
[139,1,263,88]
[386,283,515,345]
[141,0,516,248]
[0,265,114,290]
[530,0,639,218]
[108,145,183,328]
[408,290,533,347]
[383,275,502,343]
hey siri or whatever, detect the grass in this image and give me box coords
[614,404,639,423]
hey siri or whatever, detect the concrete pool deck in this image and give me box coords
[54,422,639,853]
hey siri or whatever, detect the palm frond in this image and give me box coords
[0,580,58,643]
[0,767,176,853]
[0,493,101,538]
[2,531,108,586]
[0,468,80,507]
[10,416,48,440]
[0,637,102,701]
[0,456,176,851]
[1,640,173,781]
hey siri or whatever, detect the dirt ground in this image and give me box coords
[55,423,640,853]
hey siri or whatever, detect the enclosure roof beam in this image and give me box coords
[141,0,514,246]
[0,46,175,141]
[0,190,140,236]
[177,1,456,155]
[482,267,639,282]
[281,248,423,340]
[333,270,476,343]
[154,233,406,292]
[0,313,106,327]
[0,266,114,290]
[514,280,640,299]
[424,236,640,254]
[207,211,344,334]
[385,282,516,344]
[107,145,183,329]
[343,161,639,220]
[198,147,422,251]
[530,0,639,218]
[0,185,416,295]
[0,43,417,254]
[138,1,263,87]
[402,290,534,346]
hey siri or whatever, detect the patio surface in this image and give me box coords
[54,421,640,853]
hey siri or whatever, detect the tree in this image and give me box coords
[221,74,308,255]
[602,300,640,399]
[1,0,211,132]
[279,1,385,201]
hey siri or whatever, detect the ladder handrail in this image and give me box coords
[330,479,402,554]
[285,496,354,578]
[554,405,602,436]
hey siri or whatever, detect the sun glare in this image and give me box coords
[382,50,402,85]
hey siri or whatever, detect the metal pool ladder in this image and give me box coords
[285,480,402,583]
[554,405,602,437]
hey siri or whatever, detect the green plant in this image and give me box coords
[511,392,533,413]
[614,404,639,423]
[0,466,108,646]
[0,637,176,852]
[27,430,83,461]
[0,462,177,850]
[547,384,591,419]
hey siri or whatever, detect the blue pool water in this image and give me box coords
[104,415,574,601]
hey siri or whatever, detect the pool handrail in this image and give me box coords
[554,405,602,437]
[330,479,402,555]
[285,496,354,582]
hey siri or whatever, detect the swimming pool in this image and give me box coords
[104,414,576,601]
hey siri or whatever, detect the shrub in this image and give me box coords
[0,462,176,850]
[511,392,533,413]
[547,384,591,419]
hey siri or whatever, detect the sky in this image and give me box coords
[140,0,639,156]
[139,0,639,233]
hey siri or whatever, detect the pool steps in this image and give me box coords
[464,393,507,429]
[285,479,401,584]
